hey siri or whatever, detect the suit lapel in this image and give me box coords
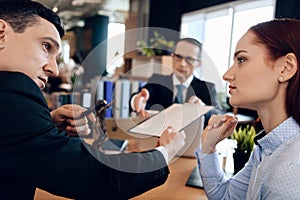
[165,74,174,105]
[187,77,199,100]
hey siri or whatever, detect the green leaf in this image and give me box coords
[231,124,256,152]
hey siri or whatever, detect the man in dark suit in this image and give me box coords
[131,38,223,124]
[0,1,185,199]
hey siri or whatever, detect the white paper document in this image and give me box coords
[128,103,213,137]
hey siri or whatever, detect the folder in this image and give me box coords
[113,80,123,118]
[104,80,114,117]
[121,79,131,118]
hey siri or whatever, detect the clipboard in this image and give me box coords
[128,103,213,137]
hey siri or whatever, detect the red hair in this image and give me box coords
[250,18,300,124]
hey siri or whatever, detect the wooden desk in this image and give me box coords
[34,190,69,200]
[35,157,207,200]
[131,157,207,200]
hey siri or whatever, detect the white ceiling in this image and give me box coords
[34,0,130,29]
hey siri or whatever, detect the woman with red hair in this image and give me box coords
[197,18,300,199]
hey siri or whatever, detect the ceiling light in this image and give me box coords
[52,6,58,13]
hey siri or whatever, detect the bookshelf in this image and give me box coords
[48,54,173,119]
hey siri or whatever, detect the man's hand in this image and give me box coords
[201,114,238,154]
[158,126,186,162]
[50,104,96,136]
[134,88,150,118]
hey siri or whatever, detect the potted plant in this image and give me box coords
[231,124,256,174]
[137,31,175,57]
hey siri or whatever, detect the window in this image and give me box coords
[181,0,276,93]
[106,22,126,76]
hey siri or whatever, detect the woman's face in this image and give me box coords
[223,31,281,110]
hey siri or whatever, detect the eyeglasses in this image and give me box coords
[172,53,200,64]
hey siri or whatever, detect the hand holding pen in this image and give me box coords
[79,100,114,118]
[50,100,113,137]
[50,104,96,136]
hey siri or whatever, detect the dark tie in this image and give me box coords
[174,84,185,103]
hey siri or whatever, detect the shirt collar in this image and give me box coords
[172,74,193,88]
[254,130,266,145]
[257,117,300,156]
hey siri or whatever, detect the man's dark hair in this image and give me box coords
[0,0,65,37]
[175,38,202,58]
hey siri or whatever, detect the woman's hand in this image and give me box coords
[50,104,96,136]
[201,114,238,154]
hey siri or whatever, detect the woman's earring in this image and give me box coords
[279,76,284,82]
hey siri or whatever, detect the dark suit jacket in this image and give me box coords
[0,71,169,200]
[142,74,221,110]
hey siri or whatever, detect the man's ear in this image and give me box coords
[0,20,8,49]
[195,60,202,68]
[278,53,298,82]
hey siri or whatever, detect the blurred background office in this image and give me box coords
[37,0,298,114]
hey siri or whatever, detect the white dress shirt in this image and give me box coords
[172,74,193,102]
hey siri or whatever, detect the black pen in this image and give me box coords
[80,100,113,118]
